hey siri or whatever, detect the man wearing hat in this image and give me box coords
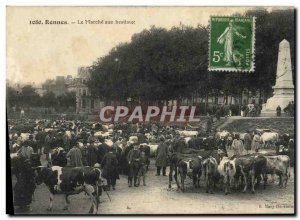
[101,147,119,190]
[66,141,83,167]
[127,142,141,187]
[155,136,169,176]
[86,140,98,167]
[27,134,38,154]
[14,140,35,212]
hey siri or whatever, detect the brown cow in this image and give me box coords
[203,156,219,194]
[168,153,203,192]
[234,154,267,193]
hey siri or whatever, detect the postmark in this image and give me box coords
[209,16,255,72]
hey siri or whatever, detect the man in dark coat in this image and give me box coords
[119,143,133,175]
[27,134,38,153]
[127,143,141,187]
[276,105,282,116]
[43,133,51,155]
[97,141,109,164]
[86,141,98,167]
[13,156,36,212]
[101,148,119,190]
[137,151,148,186]
[35,130,46,154]
[66,141,83,167]
[155,136,169,176]
[80,141,88,166]
[171,136,186,153]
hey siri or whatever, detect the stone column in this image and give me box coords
[261,39,294,116]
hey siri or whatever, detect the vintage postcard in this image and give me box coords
[6,6,295,215]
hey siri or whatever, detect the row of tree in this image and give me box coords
[7,85,76,112]
[88,9,295,106]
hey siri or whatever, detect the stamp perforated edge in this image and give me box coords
[208,16,256,72]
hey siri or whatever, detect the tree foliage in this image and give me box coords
[245,9,295,97]
[88,9,294,105]
[6,85,76,111]
[89,25,209,102]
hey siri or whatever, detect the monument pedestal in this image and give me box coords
[261,39,294,116]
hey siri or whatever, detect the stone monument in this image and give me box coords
[261,39,294,116]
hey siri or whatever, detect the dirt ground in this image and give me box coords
[13,156,295,215]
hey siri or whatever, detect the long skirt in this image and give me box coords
[14,177,35,207]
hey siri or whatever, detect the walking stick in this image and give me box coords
[102,186,112,202]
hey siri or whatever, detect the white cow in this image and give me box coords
[22,133,31,140]
[145,133,151,140]
[94,131,102,137]
[11,133,31,141]
[184,137,192,145]
[217,157,236,194]
[148,143,159,157]
[129,136,138,144]
[215,130,230,140]
[44,128,55,133]
[105,139,114,147]
[94,131,111,138]
[260,132,279,148]
[65,130,73,139]
[10,153,18,159]
[102,124,109,132]
[77,142,84,148]
[140,143,159,157]
[177,130,198,137]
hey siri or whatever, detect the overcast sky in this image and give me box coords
[7,6,280,85]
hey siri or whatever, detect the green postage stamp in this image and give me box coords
[209,16,255,72]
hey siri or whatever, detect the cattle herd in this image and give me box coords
[8,118,294,214]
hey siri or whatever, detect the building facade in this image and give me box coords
[73,67,104,114]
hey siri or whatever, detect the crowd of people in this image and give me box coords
[8,117,294,213]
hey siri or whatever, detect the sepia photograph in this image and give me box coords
[6,6,295,215]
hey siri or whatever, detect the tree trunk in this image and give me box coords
[205,93,208,114]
